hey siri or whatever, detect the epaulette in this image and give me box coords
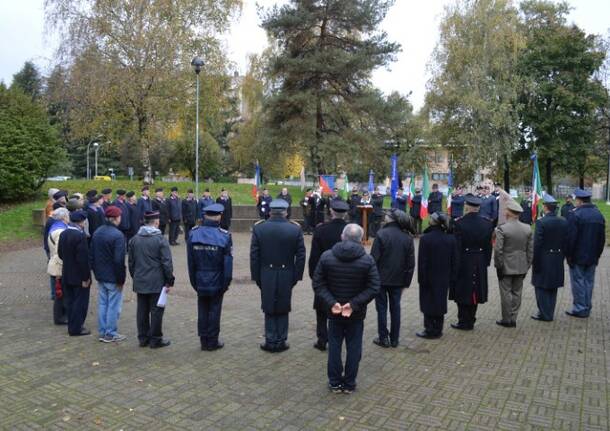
[290,220,301,227]
[191,225,200,231]
[219,227,229,234]
[254,219,265,225]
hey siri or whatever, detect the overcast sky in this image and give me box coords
[1,0,609,110]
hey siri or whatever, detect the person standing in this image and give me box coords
[125,191,139,245]
[277,187,293,219]
[417,212,458,339]
[450,194,494,330]
[187,204,233,351]
[494,200,534,328]
[301,189,313,234]
[308,200,349,351]
[450,186,465,219]
[113,190,131,240]
[560,194,575,219]
[182,189,198,240]
[370,187,385,237]
[519,189,533,225]
[428,183,443,215]
[47,207,69,324]
[309,187,326,226]
[198,189,214,220]
[410,189,423,235]
[57,210,91,336]
[257,188,273,220]
[168,187,182,246]
[348,187,361,223]
[101,188,112,209]
[531,195,568,322]
[86,194,105,238]
[371,209,415,348]
[393,187,407,212]
[90,206,127,343]
[313,224,380,394]
[152,188,169,235]
[129,211,175,348]
[216,189,233,230]
[45,187,60,218]
[136,186,152,225]
[565,189,606,318]
[479,185,498,224]
[250,199,306,352]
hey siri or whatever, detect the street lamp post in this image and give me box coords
[191,56,205,198]
[93,142,100,177]
[86,136,101,180]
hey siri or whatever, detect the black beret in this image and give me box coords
[144,211,160,220]
[52,190,68,200]
[86,189,97,198]
[171,186,178,192]
[102,188,112,195]
[52,201,64,210]
[126,191,135,198]
[155,188,163,192]
[116,189,126,196]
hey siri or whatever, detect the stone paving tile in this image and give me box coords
[0,233,609,429]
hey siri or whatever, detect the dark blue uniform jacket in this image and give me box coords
[566,203,605,267]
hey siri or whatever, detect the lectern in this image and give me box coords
[357,205,373,244]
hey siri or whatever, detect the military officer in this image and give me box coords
[519,189,533,225]
[450,186,465,219]
[187,204,233,351]
[494,199,533,328]
[182,189,198,239]
[479,185,498,224]
[136,186,153,225]
[393,187,408,212]
[152,188,169,235]
[250,199,306,352]
[370,186,385,237]
[410,189,423,235]
[531,194,568,321]
[113,190,131,239]
[565,189,606,318]
[101,188,113,209]
[560,194,575,219]
[257,188,273,220]
[450,194,494,330]
[427,183,443,215]
[308,200,349,351]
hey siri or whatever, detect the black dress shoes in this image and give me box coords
[450,323,473,331]
[150,339,171,349]
[260,343,275,352]
[205,341,224,351]
[313,341,327,351]
[531,315,551,322]
[495,320,516,328]
[373,337,391,348]
[390,339,399,348]
[276,342,290,352]
[416,331,441,339]
[70,327,91,336]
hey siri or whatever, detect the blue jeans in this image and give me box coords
[97,282,123,337]
[375,286,403,343]
[569,264,596,316]
[328,319,364,391]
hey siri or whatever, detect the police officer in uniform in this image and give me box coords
[187,204,233,351]
[250,199,306,352]
[450,194,494,330]
[113,190,131,239]
[257,188,273,220]
[519,189,533,225]
[450,186,465,219]
[308,200,349,351]
[531,194,568,321]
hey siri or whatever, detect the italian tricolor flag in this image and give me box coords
[447,167,453,215]
[420,165,430,219]
[407,174,415,207]
[531,154,543,222]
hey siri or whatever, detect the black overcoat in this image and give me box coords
[418,225,459,315]
[250,217,306,315]
[449,212,493,305]
[531,213,568,290]
[308,218,346,309]
[370,222,415,288]
[57,225,90,286]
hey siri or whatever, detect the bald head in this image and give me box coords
[341,223,364,243]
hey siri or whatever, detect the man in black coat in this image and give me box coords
[417,212,459,338]
[101,188,113,210]
[565,189,606,318]
[277,187,293,219]
[257,188,273,220]
[182,189,198,240]
[393,187,408,212]
[531,195,568,321]
[309,188,326,226]
[308,200,349,351]
[560,195,574,219]
[57,210,92,336]
[250,199,306,352]
[113,190,131,240]
[313,223,380,393]
[86,194,105,239]
[450,194,494,330]
[168,187,182,245]
[410,189,423,235]
[126,191,140,245]
[450,186,465,219]
[301,189,313,234]
[370,187,385,237]
[427,183,443,215]
[519,189,533,225]
[152,188,169,235]
[348,187,361,223]
[136,186,152,226]
[371,209,415,347]
[216,189,233,230]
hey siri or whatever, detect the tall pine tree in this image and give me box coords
[261,0,401,174]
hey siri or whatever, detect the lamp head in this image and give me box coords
[191,56,204,74]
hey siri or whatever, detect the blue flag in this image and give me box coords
[390,154,399,204]
[368,170,375,192]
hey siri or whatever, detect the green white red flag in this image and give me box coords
[531,153,543,222]
[420,166,430,219]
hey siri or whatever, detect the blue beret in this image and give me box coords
[542,193,557,204]
[203,203,225,214]
[573,188,591,199]
[270,199,289,210]
[330,200,349,212]
[69,210,87,222]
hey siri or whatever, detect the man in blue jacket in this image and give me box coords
[136,186,152,225]
[187,203,233,351]
[198,189,215,220]
[90,206,127,342]
[565,189,606,318]
[168,187,182,246]
[113,190,131,240]
[57,210,91,336]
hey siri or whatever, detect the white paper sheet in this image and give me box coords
[157,287,168,308]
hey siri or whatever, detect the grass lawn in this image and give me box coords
[0,200,46,243]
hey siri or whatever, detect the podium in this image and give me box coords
[357,205,373,244]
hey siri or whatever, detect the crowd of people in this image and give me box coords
[42,183,605,394]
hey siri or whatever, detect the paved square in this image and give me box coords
[0,234,608,430]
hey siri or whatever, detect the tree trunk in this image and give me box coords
[545,158,553,195]
[579,175,585,189]
[503,155,510,191]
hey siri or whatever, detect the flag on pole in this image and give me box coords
[340,174,350,200]
[368,170,375,192]
[447,166,453,215]
[252,161,261,202]
[407,174,415,207]
[531,153,543,222]
[390,154,399,205]
[420,165,430,219]
[319,175,335,194]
